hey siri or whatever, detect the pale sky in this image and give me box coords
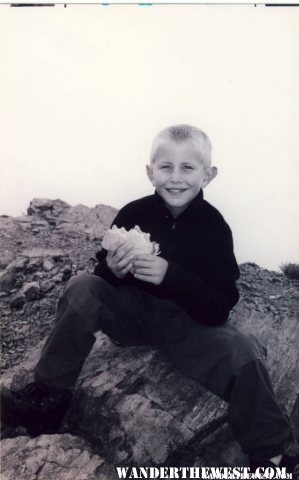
[0,5,298,271]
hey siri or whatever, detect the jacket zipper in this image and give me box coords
[172,220,176,230]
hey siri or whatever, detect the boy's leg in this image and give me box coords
[1,273,152,434]
[35,272,152,391]
[151,298,291,462]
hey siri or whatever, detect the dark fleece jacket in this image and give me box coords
[94,189,240,326]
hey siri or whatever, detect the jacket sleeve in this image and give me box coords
[93,207,132,285]
[159,225,240,326]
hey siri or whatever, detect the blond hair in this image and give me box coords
[150,124,212,166]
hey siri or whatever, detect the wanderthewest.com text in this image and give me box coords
[116,466,292,479]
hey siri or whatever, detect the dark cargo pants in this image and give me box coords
[35,273,291,461]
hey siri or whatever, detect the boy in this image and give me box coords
[2,125,298,474]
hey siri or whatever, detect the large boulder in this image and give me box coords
[66,336,229,466]
[2,279,299,467]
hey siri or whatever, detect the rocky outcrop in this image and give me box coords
[0,199,118,371]
[1,434,116,480]
[27,198,118,239]
[1,334,230,467]
[2,301,298,469]
[1,199,299,476]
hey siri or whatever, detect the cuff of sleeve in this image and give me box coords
[160,261,187,296]
[94,259,124,286]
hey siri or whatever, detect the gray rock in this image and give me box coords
[13,215,34,224]
[23,282,40,301]
[0,258,29,293]
[10,291,26,309]
[53,273,64,284]
[230,307,299,415]
[34,272,46,278]
[42,258,55,271]
[27,198,71,226]
[9,284,40,307]
[68,334,227,466]
[0,250,14,269]
[0,269,17,293]
[56,203,117,239]
[93,204,118,226]
[31,218,50,228]
[27,257,42,272]
[21,248,65,260]
[0,216,16,232]
[62,265,72,281]
[1,337,227,467]
[56,204,92,226]
[0,433,116,480]
[8,258,28,272]
[40,280,55,293]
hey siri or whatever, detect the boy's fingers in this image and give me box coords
[133,260,152,269]
[113,250,133,265]
[120,262,133,274]
[134,267,153,277]
[133,258,156,267]
[134,254,155,262]
[133,273,154,283]
[117,255,134,270]
[133,273,161,285]
[114,245,134,262]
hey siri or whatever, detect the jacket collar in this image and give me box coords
[154,189,204,220]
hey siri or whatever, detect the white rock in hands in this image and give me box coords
[102,225,160,256]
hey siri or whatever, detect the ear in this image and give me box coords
[202,166,218,188]
[146,164,155,186]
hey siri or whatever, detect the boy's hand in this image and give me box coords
[106,241,134,279]
[132,255,168,285]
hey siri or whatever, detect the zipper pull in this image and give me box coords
[172,220,176,230]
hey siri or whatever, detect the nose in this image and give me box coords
[169,168,182,183]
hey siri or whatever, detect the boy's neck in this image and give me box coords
[155,189,204,219]
[165,204,186,218]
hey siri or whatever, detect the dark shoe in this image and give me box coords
[250,453,299,480]
[1,382,72,437]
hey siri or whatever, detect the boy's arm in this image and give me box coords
[159,225,240,326]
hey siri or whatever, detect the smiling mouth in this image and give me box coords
[166,188,187,194]
[166,188,187,197]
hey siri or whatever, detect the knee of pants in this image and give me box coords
[64,272,93,295]
[218,328,266,371]
[64,272,109,293]
[62,273,108,311]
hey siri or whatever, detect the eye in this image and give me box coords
[182,165,194,170]
[160,165,171,169]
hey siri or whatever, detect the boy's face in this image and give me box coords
[147,140,213,217]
